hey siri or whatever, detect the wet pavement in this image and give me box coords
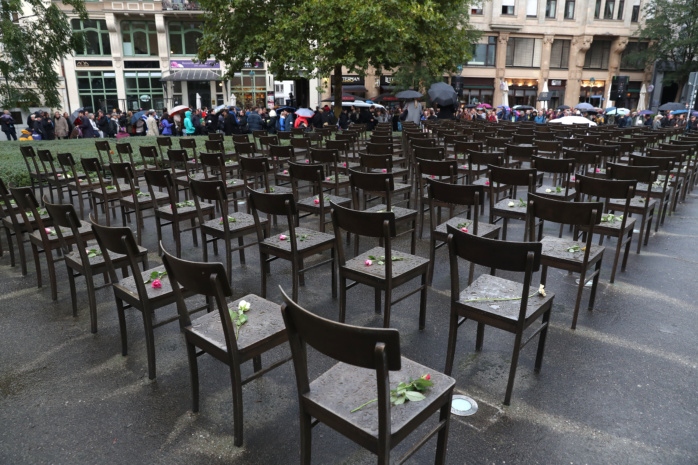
[1,184,697,464]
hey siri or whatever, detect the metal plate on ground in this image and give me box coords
[451,395,478,416]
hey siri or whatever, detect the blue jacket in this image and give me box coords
[161,119,173,135]
[247,112,263,132]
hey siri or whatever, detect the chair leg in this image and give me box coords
[46,249,58,301]
[609,234,623,284]
[534,309,551,373]
[116,297,128,356]
[444,310,460,376]
[434,397,452,465]
[621,230,633,272]
[299,410,313,465]
[330,248,337,298]
[186,340,200,412]
[230,370,244,447]
[504,331,524,406]
[571,271,586,330]
[155,218,164,256]
[67,265,78,317]
[475,323,485,351]
[225,239,232,284]
[588,260,602,311]
[419,273,427,330]
[85,268,99,334]
[339,277,347,322]
[374,288,381,314]
[428,236,436,286]
[141,306,157,380]
[292,257,299,302]
[5,227,15,268]
[31,244,42,288]
[260,252,267,298]
[383,286,392,328]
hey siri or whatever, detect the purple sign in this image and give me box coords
[170,60,220,69]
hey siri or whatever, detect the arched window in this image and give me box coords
[168,22,203,56]
[71,19,111,56]
[122,21,158,56]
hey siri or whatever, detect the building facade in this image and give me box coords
[51,0,319,115]
[321,0,652,111]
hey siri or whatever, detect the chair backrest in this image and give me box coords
[628,154,674,172]
[280,287,401,386]
[454,141,483,155]
[43,196,88,255]
[247,186,297,217]
[115,142,134,164]
[288,160,324,184]
[468,150,503,169]
[531,156,575,174]
[417,159,458,179]
[270,144,295,161]
[235,141,257,156]
[563,149,601,169]
[526,192,602,227]
[414,145,445,161]
[157,136,172,148]
[366,142,393,155]
[139,145,160,168]
[428,178,484,207]
[359,153,393,171]
[179,137,197,151]
[189,178,229,218]
[90,215,147,293]
[607,162,658,184]
[10,186,43,234]
[574,175,636,206]
[488,165,536,188]
[447,225,541,273]
[161,246,234,333]
[144,169,178,206]
[208,132,224,141]
[232,134,250,143]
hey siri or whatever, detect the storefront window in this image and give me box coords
[76,70,119,114]
[122,21,158,57]
[462,89,493,106]
[231,71,268,108]
[124,71,165,111]
[71,19,111,56]
[168,22,203,56]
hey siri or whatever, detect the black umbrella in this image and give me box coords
[463,104,477,109]
[428,82,458,106]
[513,105,535,110]
[372,93,400,103]
[557,105,570,110]
[658,102,685,111]
[395,89,423,99]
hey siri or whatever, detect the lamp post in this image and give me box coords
[249,70,256,107]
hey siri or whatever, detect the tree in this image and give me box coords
[0,0,87,110]
[632,0,698,102]
[196,0,479,115]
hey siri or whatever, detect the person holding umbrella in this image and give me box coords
[404,99,422,125]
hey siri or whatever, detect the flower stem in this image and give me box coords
[351,398,377,413]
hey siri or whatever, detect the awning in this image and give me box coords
[341,85,368,92]
[161,69,223,82]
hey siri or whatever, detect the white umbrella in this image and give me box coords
[295,108,315,118]
[540,80,549,111]
[169,105,190,115]
[636,83,647,112]
[605,86,613,109]
[549,115,598,126]
[196,93,202,110]
[500,80,509,108]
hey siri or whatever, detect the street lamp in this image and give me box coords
[249,70,256,107]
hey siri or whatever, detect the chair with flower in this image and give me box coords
[330,201,428,329]
[488,165,537,240]
[445,227,554,405]
[280,287,455,465]
[161,246,291,447]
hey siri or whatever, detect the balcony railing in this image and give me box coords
[162,0,201,11]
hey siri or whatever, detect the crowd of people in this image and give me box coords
[3,101,698,142]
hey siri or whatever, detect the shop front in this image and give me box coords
[75,60,119,114]
[123,60,165,112]
[162,59,224,109]
[579,79,606,106]
[505,79,538,107]
[547,79,567,110]
[231,60,270,108]
[459,78,494,106]
[331,74,368,98]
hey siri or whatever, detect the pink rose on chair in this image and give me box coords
[151,279,162,288]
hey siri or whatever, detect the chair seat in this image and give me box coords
[297,194,351,210]
[185,294,286,355]
[608,196,657,210]
[635,182,674,196]
[589,215,636,234]
[540,236,604,267]
[262,227,334,252]
[30,220,93,244]
[113,265,176,303]
[68,179,99,189]
[344,246,428,279]
[176,172,208,185]
[202,211,259,233]
[493,198,527,216]
[65,240,146,269]
[253,185,292,194]
[457,274,554,323]
[433,217,501,239]
[91,184,133,197]
[304,356,454,437]
[363,205,417,221]
[157,201,215,219]
[534,187,576,199]
[121,190,170,207]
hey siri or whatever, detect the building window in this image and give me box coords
[545,0,557,18]
[124,71,165,111]
[71,19,111,56]
[168,22,202,56]
[76,71,118,113]
[232,71,268,108]
[506,38,543,68]
[594,0,601,18]
[564,0,575,18]
[604,0,615,18]
[121,21,158,57]
[471,1,483,14]
[583,40,611,69]
[550,39,570,68]
[527,0,538,16]
[621,42,648,70]
[631,0,640,21]
[617,0,624,18]
[467,36,497,66]
[502,0,515,15]
[172,81,183,106]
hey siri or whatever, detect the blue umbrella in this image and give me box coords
[131,110,147,124]
[638,110,654,115]
[670,109,688,114]
[276,106,296,113]
[575,103,595,110]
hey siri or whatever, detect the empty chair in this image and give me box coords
[444,224,554,405]
[280,287,455,465]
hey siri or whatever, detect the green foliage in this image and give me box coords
[632,0,698,95]
[0,0,88,109]
[197,0,479,113]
